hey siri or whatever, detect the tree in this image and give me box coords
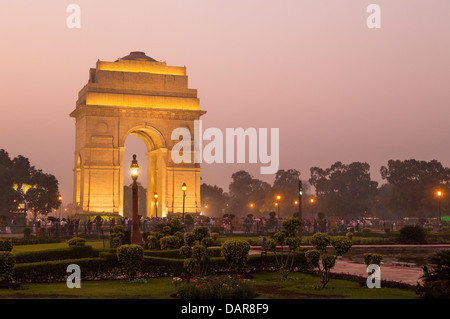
[272,169,305,217]
[200,183,228,217]
[24,168,61,220]
[309,162,378,217]
[226,170,271,217]
[380,159,450,218]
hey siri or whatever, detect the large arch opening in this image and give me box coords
[121,125,168,218]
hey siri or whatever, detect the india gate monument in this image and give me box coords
[70,51,205,217]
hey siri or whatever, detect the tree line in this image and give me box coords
[0,149,61,221]
[201,160,450,220]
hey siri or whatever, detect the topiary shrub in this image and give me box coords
[311,233,331,252]
[201,237,213,248]
[146,235,160,250]
[282,218,303,237]
[179,245,193,259]
[363,253,383,267]
[193,226,209,242]
[67,237,86,247]
[0,251,16,284]
[221,239,250,275]
[307,232,352,288]
[160,236,181,250]
[346,231,354,241]
[330,236,352,257]
[117,244,144,280]
[398,225,428,244]
[109,226,125,248]
[0,239,13,252]
[184,232,197,247]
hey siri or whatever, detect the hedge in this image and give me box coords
[144,248,222,259]
[11,251,312,283]
[14,246,100,264]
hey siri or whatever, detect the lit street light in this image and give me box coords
[130,154,143,246]
[154,193,158,218]
[182,183,187,220]
[310,198,315,218]
[437,190,443,230]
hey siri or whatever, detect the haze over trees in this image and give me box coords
[202,160,450,220]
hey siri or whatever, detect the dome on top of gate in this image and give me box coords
[117,51,158,62]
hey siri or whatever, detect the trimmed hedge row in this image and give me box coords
[144,248,223,259]
[14,246,100,264]
[12,251,311,283]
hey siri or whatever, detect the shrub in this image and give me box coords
[67,237,86,247]
[162,226,172,235]
[147,235,160,250]
[330,236,352,256]
[281,218,303,236]
[173,275,256,299]
[398,225,428,244]
[15,246,98,264]
[310,233,331,252]
[170,219,182,233]
[184,232,197,247]
[442,226,449,233]
[0,251,16,283]
[201,237,213,248]
[305,250,321,268]
[273,232,287,245]
[193,226,209,242]
[179,245,192,259]
[384,227,391,235]
[363,253,383,266]
[210,233,219,243]
[113,225,125,234]
[221,239,250,274]
[174,231,185,246]
[346,231,354,240]
[0,239,13,252]
[416,250,450,299]
[309,233,352,288]
[360,228,371,237]
[117,245,144,280]
[160,236,181,250]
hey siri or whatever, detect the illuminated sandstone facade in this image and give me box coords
[70,52,205,217]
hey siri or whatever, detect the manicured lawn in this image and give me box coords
[0,272,417,299]
[11,240,107,254]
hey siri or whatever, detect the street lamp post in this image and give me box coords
[130,154,143,246]
[154,193,158,218]
[310,198,315,218]
[58,196,62,220]
[182,183,187,220]
[437,191,443,230]
[276,195,281,219]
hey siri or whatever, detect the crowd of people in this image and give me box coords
[2,214,414,237]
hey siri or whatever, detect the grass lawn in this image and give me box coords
[0,272,417,299]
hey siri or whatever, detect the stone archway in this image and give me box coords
[70,51,205,217]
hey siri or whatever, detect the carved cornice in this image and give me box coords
[70,105,206,120]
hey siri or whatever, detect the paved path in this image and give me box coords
[332,259,423,285]
[248,245,448,285]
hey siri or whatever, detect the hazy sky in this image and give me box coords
[1,1,449,204]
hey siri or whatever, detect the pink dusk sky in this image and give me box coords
[0,1,449,204]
